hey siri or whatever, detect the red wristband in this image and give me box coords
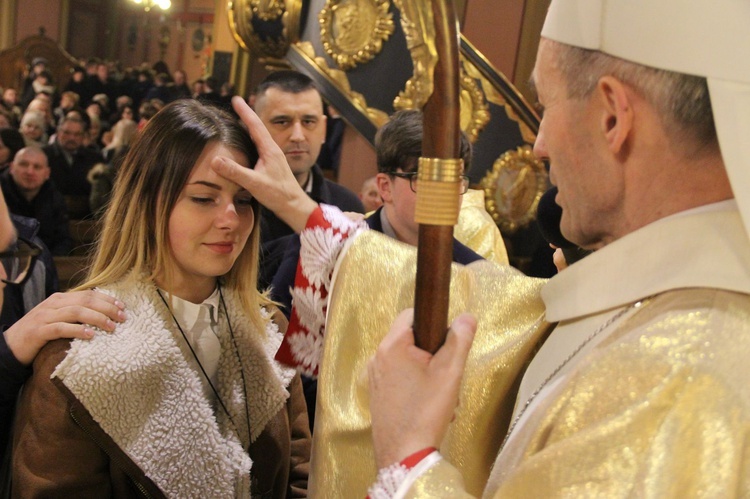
[400,447,438,469]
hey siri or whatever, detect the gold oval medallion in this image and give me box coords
[480,145,548,234]
[459,66,490,143]
[319,0,395,70]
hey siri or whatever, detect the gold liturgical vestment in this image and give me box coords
[406,204,750,497]
[455,189,509,266]
[309,230,550,497]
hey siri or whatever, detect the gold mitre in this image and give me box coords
[542,0,750,241]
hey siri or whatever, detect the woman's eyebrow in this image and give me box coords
[188,180,222,190]
[188,180,251,196]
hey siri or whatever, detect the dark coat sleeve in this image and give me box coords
[248,311,311,498]
[47,189,73,256]
[269,235,302,320]
[0,331,32,460]
[286,374,312,497]
[272,310,311,497]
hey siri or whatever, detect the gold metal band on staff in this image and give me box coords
[415,157,463,225]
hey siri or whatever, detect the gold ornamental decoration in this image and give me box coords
[459,62,490,143]
[228,0,304,61]
[462,43,538,144]
[480,145,548,234]
[392,0,438,110]
[291,42,390,127]
[319,0,395,70]
[249,0,284,21]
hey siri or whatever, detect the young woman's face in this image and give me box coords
[166,142,255,300]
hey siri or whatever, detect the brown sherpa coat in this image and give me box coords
[12,278,310,498]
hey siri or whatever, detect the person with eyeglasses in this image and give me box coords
[0,187,125,485]
[369,110,476,255]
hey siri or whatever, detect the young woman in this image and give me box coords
[12,100,311,497]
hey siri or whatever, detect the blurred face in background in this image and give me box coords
[9,148,50,198]
[21,120,43,142]
[88,120,101,144]
[121,106,135,121]
[359,176,383,213]
[174,70,186,86]
[97,64,108,82]
[26,99,51,125]
[60,94,76,111]
[87,103,102,117]
[58,120,86,152]
[2,88,17,106]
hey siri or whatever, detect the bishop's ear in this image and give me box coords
[596,75,633,155]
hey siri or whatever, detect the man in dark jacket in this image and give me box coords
[1,147,71,256]
[253,70,364,288]
[43,115,103,218]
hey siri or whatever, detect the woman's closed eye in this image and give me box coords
[190,196,215,205]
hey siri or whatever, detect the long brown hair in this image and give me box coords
[77,100,271,331]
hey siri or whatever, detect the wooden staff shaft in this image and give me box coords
[413,0,460,353]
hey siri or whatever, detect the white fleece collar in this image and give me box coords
[53,277,296,498]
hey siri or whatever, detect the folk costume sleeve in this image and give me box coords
[274,204,367,376]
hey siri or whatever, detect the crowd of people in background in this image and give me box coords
[0,56,238,225]
[0,58,242,334]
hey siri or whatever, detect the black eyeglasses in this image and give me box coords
[390,172,471,195]
[0,237,43,287]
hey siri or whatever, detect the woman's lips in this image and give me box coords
[205,242,234,254]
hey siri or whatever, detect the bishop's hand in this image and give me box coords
[368,308,476,468]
